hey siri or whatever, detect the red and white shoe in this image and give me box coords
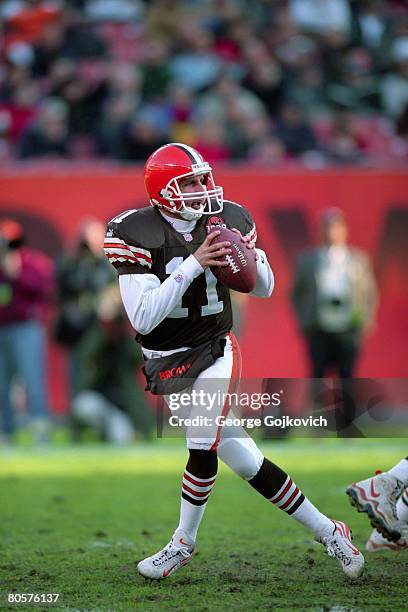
[346,472,406,542]
[366,529,408,552]
[321,520,365,579]
[137,530,194,580]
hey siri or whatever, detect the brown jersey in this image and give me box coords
[105,200,256,350]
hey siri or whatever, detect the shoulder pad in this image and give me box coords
[221,200,255,237]
[107,207,165,249]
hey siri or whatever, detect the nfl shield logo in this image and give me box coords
[183,233,193,242]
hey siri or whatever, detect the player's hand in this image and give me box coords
[231,228,259,261]
[193,230,231,269]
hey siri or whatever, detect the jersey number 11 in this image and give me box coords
[166,257,223,318]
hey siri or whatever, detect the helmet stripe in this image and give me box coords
[172,142,202,164]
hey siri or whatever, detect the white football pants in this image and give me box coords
[164,333,264,480]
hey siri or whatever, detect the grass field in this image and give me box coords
[0,439,407,611]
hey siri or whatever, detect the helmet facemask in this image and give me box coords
[159,165,223,221]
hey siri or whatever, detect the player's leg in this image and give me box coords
[217,428,364,578]
[137,446,218,580]
[346,457,408,542]
[138,334,239,580]
[366,487,408,551]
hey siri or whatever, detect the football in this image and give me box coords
[209,227,257,293]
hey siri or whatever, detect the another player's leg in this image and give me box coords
[137,448,217,579]
[365,487,408,551]
[346,457,408,542]
[217,434,364,578]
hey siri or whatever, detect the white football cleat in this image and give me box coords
[366,529,408,552]
[321,520,365,579]
[137,530,195,580]
[346,472,406,542]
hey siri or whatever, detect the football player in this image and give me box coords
[346,457,408,551]
[104,143,364,580]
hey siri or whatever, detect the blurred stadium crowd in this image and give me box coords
[0,0,408,166]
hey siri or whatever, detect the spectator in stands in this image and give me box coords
[196,71,267,127]
[327,47,381,111]
[31,19,70,78]
[194,119,230,164]
[233,114,275,160]
[54,218,115,399]
[290,0,351,38]
[18,96,70,159]
[107,61,142,102]
[141,38,172,103]
[145,0,185,44]
[396,102,408,141]
[0,0,407,166]
[1,0,61,48]
[381,38,408,118]
[286,66,329,119]
[95,93,135,158]
[271,28,320,80]
[169,23,222,93]
[71,283,154,443]
[31,6,106,78]
[248,135,287,166]
[0,218,54,443]
[167,84,196,144]
[84,0,143,22]
[323,107,367,164]
[0,78,39,157]
[53,71,105,139]
[274,100,318,157]
[354,0,393,68]
[241,41,285,118]
[120,114,167,161]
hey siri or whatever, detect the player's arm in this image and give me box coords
[251,247,274,298]
[231,223,274,298]
[119,262,199,335]
[107,230,230,335]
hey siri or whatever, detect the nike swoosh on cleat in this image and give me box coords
[163,563,178,578]
[179,538,191,546]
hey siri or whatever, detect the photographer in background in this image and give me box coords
[71,283,154,443]
[0,219,54,443]
[54,218,115,401]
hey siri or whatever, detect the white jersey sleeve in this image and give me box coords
[251,248,274,297]
[119,254,203,335]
